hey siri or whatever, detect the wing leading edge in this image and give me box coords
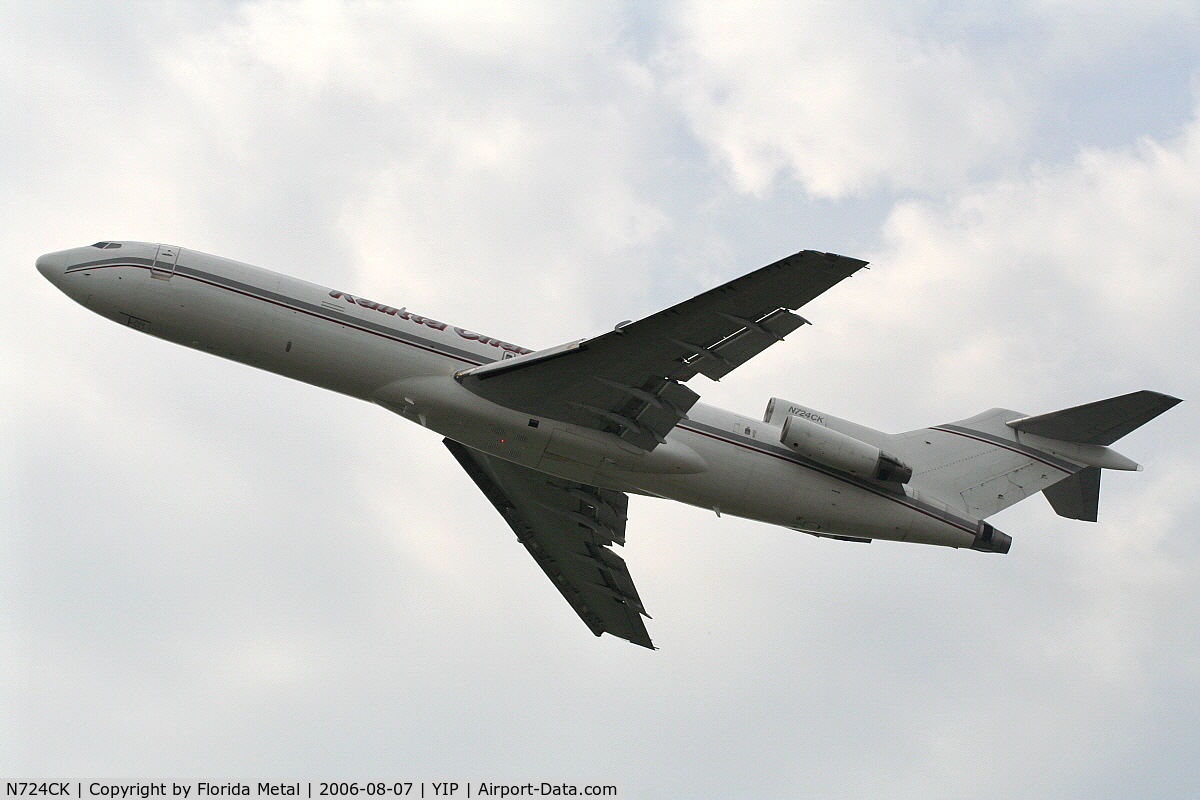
[456,250,867,450]
[444,438,654,648]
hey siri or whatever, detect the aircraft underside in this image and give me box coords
[36,241,1179,648]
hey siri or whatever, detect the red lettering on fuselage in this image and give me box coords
[454,327,530,355]
[328,290,529,353]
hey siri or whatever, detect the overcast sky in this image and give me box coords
[4,2,1199,797]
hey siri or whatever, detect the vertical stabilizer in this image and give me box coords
[889,391,1179,522]
[892,409,1082,518]
[1007,391,1179,520]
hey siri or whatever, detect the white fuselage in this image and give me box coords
[37,242,983,549]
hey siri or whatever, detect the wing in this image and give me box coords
[444,438,654,649]
[456,250,867,450]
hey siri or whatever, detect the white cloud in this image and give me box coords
[137,0,676,343]
[658,0,1200,200]
[870,103,1200,403]
[659,0,1030,197]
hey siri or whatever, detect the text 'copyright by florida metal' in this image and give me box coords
[6,784,618,799]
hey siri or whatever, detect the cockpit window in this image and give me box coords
[91,242,123,249]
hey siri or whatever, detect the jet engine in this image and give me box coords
[780,414,913,483]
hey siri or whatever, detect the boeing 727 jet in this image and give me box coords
[36,242,1180,648]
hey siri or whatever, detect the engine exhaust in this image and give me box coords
[972,520,1012,554]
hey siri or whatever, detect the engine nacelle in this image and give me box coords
[780,414,913,483]
[971,520,1012,554]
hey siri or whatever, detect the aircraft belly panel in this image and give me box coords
[543,428,607,468]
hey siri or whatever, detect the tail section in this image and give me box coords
[893,391,1180,520]
[1005,390,1182,446]
[1041,466,1101,521]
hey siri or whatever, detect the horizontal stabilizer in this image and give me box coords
[1007,390,1181,445]
[1043,466,1101,521]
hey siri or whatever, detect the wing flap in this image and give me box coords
[444,439,654,648]
[672,307,809,381]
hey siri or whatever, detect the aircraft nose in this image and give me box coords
[36,250,69,285]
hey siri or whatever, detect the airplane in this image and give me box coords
[36,241,1180,648]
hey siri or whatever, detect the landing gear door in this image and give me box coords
[150,244,181,280]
